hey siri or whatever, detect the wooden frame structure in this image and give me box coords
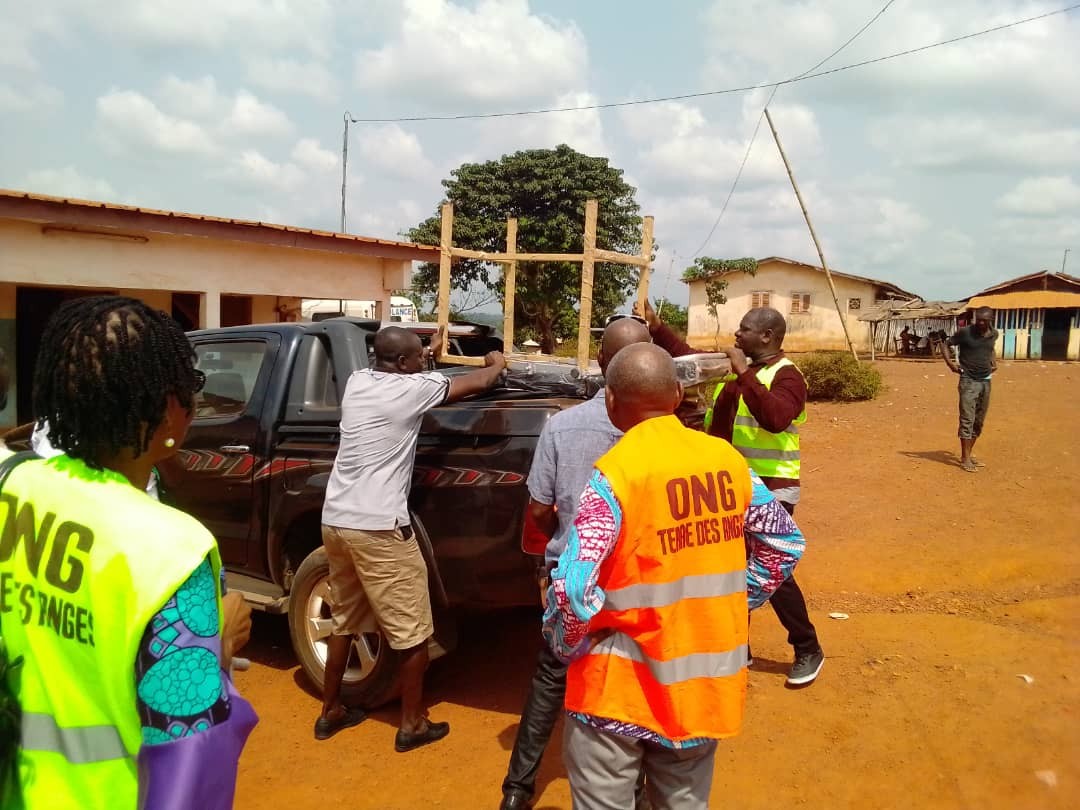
[436,199,655,371]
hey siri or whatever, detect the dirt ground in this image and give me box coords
[232,359,1080,810]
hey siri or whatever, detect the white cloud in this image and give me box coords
[157,75,224,119]
[84,0,335,54]
[224,150,305,193]
[870,116,1080,173]
[95,90,218,155]
[0,81,62,113]
[996,175,1080,216]
[356,124,434,179]
[245,57,338,102]
[292,138,338,173]
[221,92,293,138]
[475,91,608,157]
[22,167,117,201]
[356,0,586,106]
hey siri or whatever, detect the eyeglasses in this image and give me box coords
[605,313,647,326]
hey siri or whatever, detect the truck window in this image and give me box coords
[194,341,268,418]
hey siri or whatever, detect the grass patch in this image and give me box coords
[796,352,883,401]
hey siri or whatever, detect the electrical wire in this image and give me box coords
[689,0,898,259]
[345,4,1078,124]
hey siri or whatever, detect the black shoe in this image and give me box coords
[500,790,531,810]
[314,706,367,740]
[395,719,450,752]
[786,649,825,686]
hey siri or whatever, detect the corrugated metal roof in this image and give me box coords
[0,188,439,260]
[967,290,1080,309]
[973,270,1080,296]
[688,256,919,300]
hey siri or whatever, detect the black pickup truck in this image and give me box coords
[157,318,590,707]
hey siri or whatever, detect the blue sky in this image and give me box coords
[2,0,1078,306]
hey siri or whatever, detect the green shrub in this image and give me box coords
[796,352,882,401]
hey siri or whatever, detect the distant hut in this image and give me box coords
[967,271,1080,360]
[858,299,969,359]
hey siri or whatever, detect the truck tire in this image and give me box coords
[287,547,403,708]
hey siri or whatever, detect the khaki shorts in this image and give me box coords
[321,525,434,650]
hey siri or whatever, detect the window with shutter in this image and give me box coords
[751,291,771,308]
[790,293,811,314]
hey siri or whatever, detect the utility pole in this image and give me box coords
[1063,249,1071,275]
[764,107,858,360]
[339,111,351,316]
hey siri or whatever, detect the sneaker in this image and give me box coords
[786,649,825,686]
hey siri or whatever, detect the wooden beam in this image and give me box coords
[593,249,651,267]
[503,218,517,354]
[636,215,655,312]
[764,107,858,360]
[446,246,649,267]
[576,200,599,372]
[437,202,454,363]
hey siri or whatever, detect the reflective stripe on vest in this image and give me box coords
[566,415,753,742]
[731,357,806,479]
[604,570,746,611]
[21,713,129,764]
[594,632,749,686]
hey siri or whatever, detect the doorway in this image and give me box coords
[221,295,253,328]
[16,286,115,424]
[1042,309,1071,360]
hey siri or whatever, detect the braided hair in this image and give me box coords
[32,296,199,468]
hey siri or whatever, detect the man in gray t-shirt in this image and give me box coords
[317,326,506,752]
[942,307,998,473]
[501,317,652,810]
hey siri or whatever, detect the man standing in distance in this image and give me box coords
[636,300,825,687]
[500,317,652,810]
[940,307,997,472]
[546,344,804,809]
[317,326,507,750]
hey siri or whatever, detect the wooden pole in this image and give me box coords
[503,218,517,354]
[636,215,655,312]
[870,321,876,361]
[764,107,858,360]
[576,199,598,372]
[437,202,454,363]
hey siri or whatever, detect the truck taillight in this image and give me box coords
[520,508,549,556]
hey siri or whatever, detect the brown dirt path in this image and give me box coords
[232,359,1080,809]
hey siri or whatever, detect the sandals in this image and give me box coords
[395,719,450,752]
[960,460,978,473]
[314,706,367,740]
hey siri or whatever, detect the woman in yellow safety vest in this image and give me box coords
[0,295,257,810]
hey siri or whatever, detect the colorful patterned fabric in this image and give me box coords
[136,557,230,744]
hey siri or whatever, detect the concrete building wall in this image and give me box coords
[0,218,413,427]
[686,260,876,351]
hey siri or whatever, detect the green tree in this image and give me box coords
[654,297,688,337]
[407,145,646,354]
[681,257,757,348]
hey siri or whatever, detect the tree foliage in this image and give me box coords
[681,257,757,347]
[654,297,688,337]
[407,145,645,353]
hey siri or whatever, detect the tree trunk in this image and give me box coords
[539,318,556,355]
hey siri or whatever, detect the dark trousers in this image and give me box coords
[502,643,568,800]
[503,643,651,808]
[768,501,820,656]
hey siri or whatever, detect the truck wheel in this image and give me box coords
[287,547,403,708]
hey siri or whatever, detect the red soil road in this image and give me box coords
[232,359,1080,810]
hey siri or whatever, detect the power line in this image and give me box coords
[346,3,1078,124]
[689,0,898,259]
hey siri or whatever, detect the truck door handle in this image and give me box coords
[221,445,251,454]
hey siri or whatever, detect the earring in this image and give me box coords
[164,438,176,448]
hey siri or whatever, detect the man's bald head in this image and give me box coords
[735,306,787,360]
[374,326,424,372]
[604,343,683,432]
[598,317,651,375]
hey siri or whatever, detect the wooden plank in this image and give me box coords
[576,200,598,372]
[636,215,655,312]
[447,246,649,267]
[503,218,517,354]
[593,249,651,267]
[437,202,454,363]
